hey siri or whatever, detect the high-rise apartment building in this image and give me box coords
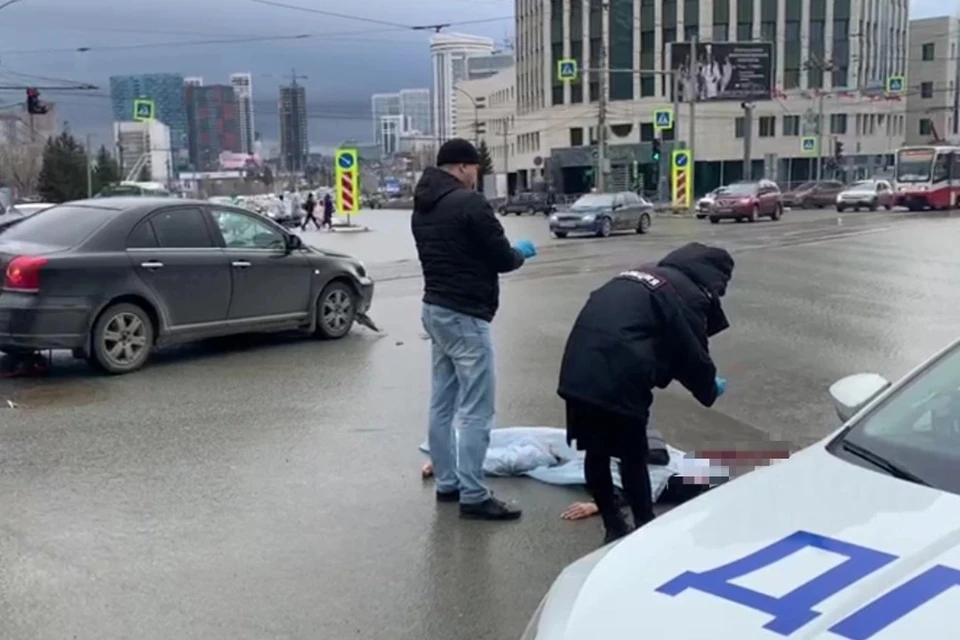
[371,93,401,148]
[399,88,432,135]
[185,84,242,171]
[467,53,515,81]
[906,16,960,144]
[279,83,308,172]
[230,73,256,155]
[430,33,496,142]
[109,73,188,157]
[184,77,204,87]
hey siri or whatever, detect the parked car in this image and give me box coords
[0,203,55,234]
[835,179,895,212]
[548,192,652,238]
[781,180,846,209]
[708,180,783,223]
[695,188,723,219]
[520,336,960,639]
[499,192,556,215]
[0,198,375,374]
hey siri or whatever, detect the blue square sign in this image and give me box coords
[886,75,904,94]
[558,59,578,81]
[801,137,817,154]
[654,109,674,132]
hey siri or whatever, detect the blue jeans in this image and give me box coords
[421,303,496,504]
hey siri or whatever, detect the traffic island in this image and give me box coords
[331,219,370,233]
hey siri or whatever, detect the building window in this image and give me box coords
[919,119,933,136]
[639,122,655,141]
[735,117,745,138]
[639,29,656,97]
[570,127,584,146]
[922,43,935,61]
[829,113,847,134]
[921,81,934,98]
[608,0,634,100]
[782,115,800,136]
[758,116,775,137]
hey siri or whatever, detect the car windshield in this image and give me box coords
[571,194,615,209]
[849,181,875,191]
[896,149,935,183]
[719,183,758,196]
[793,181,817,191]
[840,344,960,494]
[0,204,118,247]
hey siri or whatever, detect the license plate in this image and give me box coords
[715,208,732,213]
[558,222,577,228]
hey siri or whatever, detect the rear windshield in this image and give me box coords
[0,205,118,247]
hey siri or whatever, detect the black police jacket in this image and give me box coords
[557,243,734,420]
[411,167,524,322]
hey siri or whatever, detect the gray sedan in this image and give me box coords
[548,192,653,238]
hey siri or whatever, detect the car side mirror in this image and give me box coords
[285,234,303,252]
[828,373,891,423]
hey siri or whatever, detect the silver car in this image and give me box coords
[549,192,653,238]
[836,179,895,212]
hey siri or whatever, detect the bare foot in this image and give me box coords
[421,462,433,478]
[560,502,599,520]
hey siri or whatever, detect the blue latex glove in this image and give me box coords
[715,377,727,398]
[514,239,537,259]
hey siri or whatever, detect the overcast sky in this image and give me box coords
[0,0,949,147]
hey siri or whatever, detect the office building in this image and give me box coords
[379,115,404,156]
[399,88,432,135]
[278,83,308,172]
[371,93,401,149]
[906,16,960,144]
[114,120,173,183]
[230,73,256,154]
[184,77,204,87]
[455,68,516,196]
[510,0,908,194]
[467,53,515,81]
[430,33,496,142]
[185,84,242,171]
[109,73,188,157]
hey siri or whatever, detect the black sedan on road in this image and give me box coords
[499,192,556,215]
[0,198,375,374]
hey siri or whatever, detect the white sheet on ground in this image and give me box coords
[419,426,730,502]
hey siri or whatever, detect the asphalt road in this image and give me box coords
[3,207,960,639]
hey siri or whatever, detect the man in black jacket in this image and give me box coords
[558,242,734,544]
[412,138,537,521]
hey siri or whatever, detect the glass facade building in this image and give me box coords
[110,73,188,157]
[185,84,242,171]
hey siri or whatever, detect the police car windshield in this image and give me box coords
[839,344,960,494]
[572,194,615,209]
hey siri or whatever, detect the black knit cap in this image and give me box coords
[436,138,480,166]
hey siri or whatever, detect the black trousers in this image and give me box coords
[302,211,321,229]
[567,400,655,530]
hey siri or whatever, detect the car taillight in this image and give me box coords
[4,255,47,291]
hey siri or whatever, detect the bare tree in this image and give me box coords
[0,143,44,196]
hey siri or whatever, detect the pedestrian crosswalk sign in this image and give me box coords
[886,75,904,94]
[133,99,155,122]
[800,136,817,154]
[558,59,578,82]
[654,108,674,133]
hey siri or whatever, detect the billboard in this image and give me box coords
[669,41,773,102]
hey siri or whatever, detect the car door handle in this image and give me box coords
[231,260,251,268]
[140,261,164,269]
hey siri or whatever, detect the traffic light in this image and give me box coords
[834,139,844,160]
[652,137,662,162]
[26,88,47,115]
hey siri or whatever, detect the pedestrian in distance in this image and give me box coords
[412,137,537,521]
[322,192,335,230]
[557,242,734,545]
[301,192,321,230]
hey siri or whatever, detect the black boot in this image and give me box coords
[600,509,632,545]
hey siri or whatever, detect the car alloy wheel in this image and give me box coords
[598,217,612,237]
[749,205,759,222]
[316,282,357,339]
[636,213,651,234]
[90,303,154,374]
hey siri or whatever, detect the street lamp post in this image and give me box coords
[454,86,481,146]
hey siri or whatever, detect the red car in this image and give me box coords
[709,180,784,223]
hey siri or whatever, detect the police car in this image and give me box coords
[520,337,960,639]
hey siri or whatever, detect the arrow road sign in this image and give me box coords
[800,137,817,154]
[337,153,355,170]
[653,108,674,132]
[673,151,689,168]
[557,59,578,82]
[886,75,904,94]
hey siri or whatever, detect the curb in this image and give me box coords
[331,224,370,233]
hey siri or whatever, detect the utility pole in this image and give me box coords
[802,57,834,181]
[687,35,697,214]
[595,0,609,192]
[86,133,93,197]
[741,102,754,180]
[502,123,509,197]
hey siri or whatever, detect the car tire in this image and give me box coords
[636,213,651,234]
[709,216,719,224]
[869,199,878,211]
[553,231,568,238]
[695,214,706,219]
[597,217,613,237]
[770,204,783,221]
[314,281,358,340]
[526,207,535,215]
[836,205,846,212]
[748,205,759,222]
[88,302,154,375]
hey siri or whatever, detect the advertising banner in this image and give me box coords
[669,41,773,102]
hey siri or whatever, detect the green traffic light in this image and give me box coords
[652,152,660,161]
